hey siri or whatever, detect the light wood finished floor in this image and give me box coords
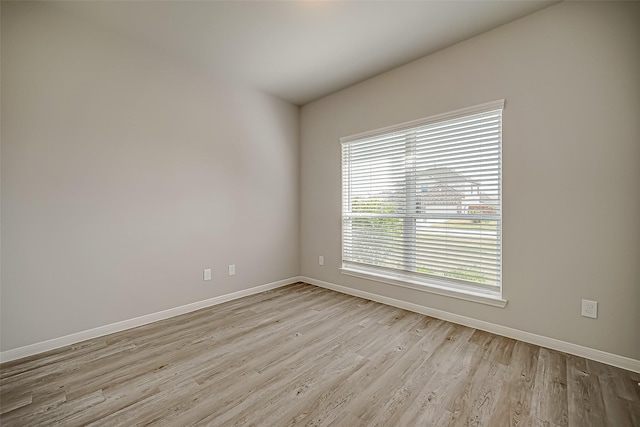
[1,283,639,426]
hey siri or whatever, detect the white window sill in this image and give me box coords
[339,267,508,308]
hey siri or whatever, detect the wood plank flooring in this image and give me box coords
[1,282,639,426]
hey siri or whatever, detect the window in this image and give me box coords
[340,100,504,305]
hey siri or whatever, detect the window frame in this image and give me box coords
[339,100,507,308]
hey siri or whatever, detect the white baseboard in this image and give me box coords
[300,276,640,373]
[0,277,302,364]
[5,275,638,373]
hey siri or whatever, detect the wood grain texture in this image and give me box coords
[1,282,638,426]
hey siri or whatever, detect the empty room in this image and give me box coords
[1,0,639,425]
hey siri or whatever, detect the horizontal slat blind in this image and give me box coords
[342,103,502,291]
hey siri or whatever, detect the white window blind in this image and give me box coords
[341,100,503,296]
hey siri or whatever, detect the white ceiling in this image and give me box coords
[53,1,558,105]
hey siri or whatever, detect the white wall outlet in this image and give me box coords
[203,269,212,281]
[581,299,598,318]
[319,255,324,266]
[228,264,236,276]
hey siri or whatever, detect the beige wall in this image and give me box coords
[300,2,640,359]
[1,2,299,351]
[2,1,639,361]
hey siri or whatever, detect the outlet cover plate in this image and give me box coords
[581,299,598,318]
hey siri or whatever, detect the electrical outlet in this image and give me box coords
[581,299,598,318]
[228,264,236,276]
[319,256,324,266]
[203,269,212,281]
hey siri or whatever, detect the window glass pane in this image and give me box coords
[342,103,502,293]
